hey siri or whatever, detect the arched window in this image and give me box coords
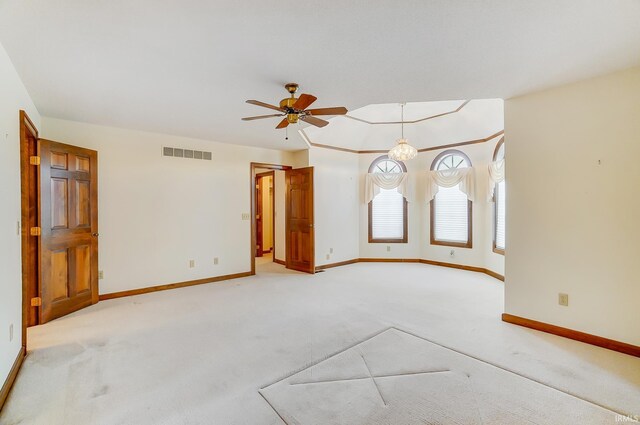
[430,150,472,248]
[493,138,505,254]
[368,156,407,243]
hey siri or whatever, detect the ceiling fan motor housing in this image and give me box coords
[279,98,300,123]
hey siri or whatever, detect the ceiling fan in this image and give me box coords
[242,83,348,129]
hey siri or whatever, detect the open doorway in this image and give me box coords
[19,111,100,353]
[255,170,275,265]
[250,163,291,274]
[250,163,316,274]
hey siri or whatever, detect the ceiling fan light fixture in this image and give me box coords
[388,103,417,161]
[388,138,417,161]
[242,83,347,130]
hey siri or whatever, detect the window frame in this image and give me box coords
[492,138,505,255]
[429,149,473,249]
[367,155,408,244]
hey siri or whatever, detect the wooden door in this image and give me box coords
[285,167,314,273]
[39,139,98,323]
[255,175,264,257]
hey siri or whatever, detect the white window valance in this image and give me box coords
[365,172,409,203]
[487,159,505,201]
[425,167,475,203]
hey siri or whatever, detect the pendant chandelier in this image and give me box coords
[388,103,417,161]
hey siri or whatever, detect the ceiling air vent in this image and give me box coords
[162,147,212,161]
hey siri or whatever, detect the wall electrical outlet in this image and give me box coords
[189,259,195,268]
[558,293,569,307]
[98,270,104,280]
[213,257,219,265]
[241,213,250,220]
[386,246,391,252]
[9,323,13,342]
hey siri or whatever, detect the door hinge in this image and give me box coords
[29,156,41,166]
[31,297,42,307]
[30,227,41,236]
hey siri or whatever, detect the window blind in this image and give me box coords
[434,184,468,243]
[495,180,506,249]
[372,188,404,239]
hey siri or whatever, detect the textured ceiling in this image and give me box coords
[0,0,639,150]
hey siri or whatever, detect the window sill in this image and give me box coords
[369,238,408,244]
[493,246,505,255]
[430,239,472,249]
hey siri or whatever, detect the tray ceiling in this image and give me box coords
[302,99,503,152]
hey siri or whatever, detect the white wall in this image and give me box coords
[505,67,640,345]
[308,141,504,275]
[42,118,295,295]
[308,148,360,267]
[421,143,505,272]
[357,142,505,275]
[0,42,40,389]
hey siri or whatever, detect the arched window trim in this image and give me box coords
[368,154,407,173]
[492,138,505,255]
[368,155,408,243]
[429,149,473,248]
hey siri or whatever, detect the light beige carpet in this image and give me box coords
[261,328,617,424]
[1,262,638,424]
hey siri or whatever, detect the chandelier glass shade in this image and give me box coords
[387,103,417,161]
[388,138,418,161]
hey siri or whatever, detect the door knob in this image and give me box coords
[92,233,99,237]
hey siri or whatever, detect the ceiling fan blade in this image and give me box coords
[300,115,329,128]
[276,118,289,129]
[305,107,348,116]
[246,100,285,112]
[241,114,283,121]
[292,94,317,111]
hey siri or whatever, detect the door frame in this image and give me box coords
[19,110,39,352]
[250,163,291,275]
[256,171,275,257]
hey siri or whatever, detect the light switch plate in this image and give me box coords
[241,213,251,220]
